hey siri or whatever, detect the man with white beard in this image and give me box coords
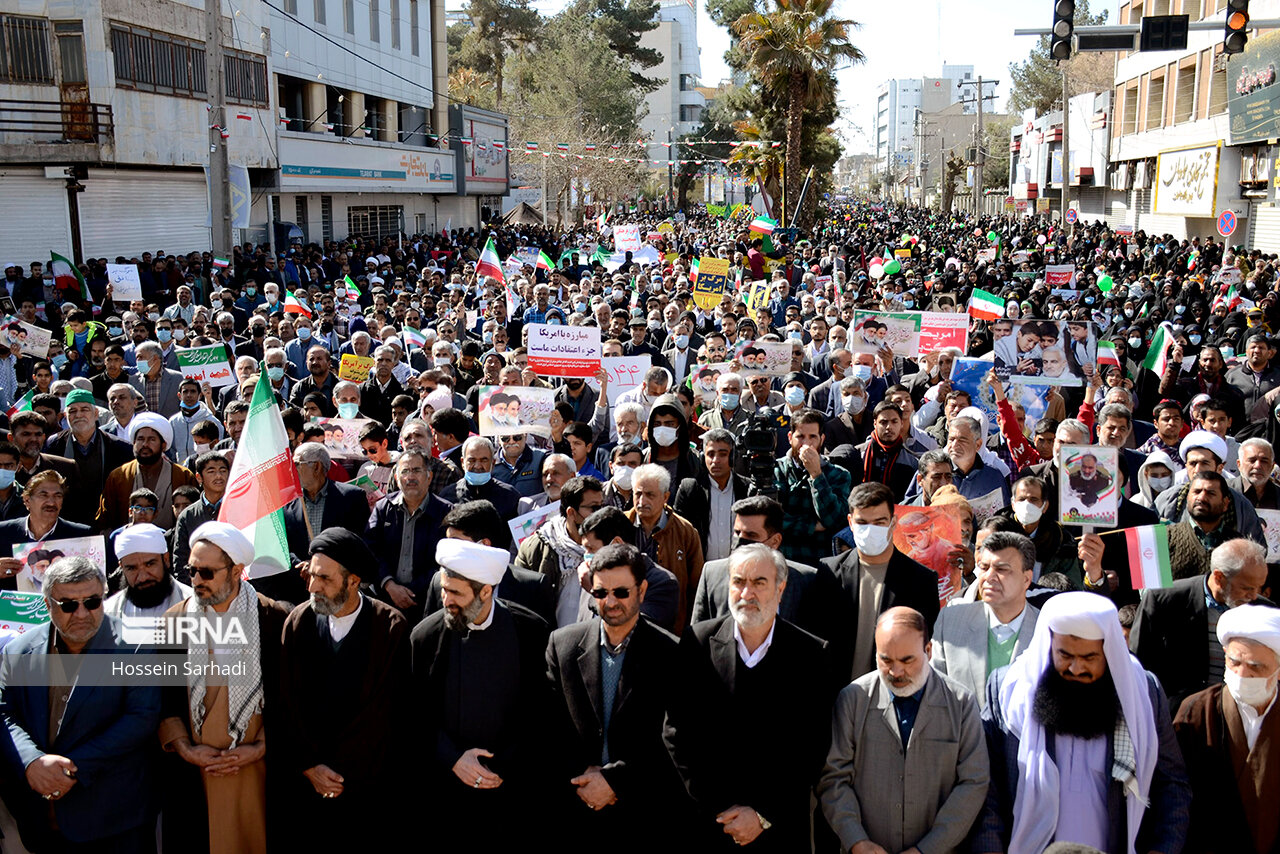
[818,607,989,854]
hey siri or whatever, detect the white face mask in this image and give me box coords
[1147,474,1173,492]
[194,442,211,454]
[1225,667,1278,708]
[852,522,892,555]
[845,394,867,415]
[1012,500,1043,526]
[652,426,679,447]
[612,465,634,490]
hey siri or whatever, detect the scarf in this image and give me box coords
[185,578,263,749]
[863,433,903,485]
[537,516,584,589]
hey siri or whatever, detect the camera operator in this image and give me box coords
[773,408,853,566]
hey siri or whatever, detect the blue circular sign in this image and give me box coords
[1218,209,1237,237]
[1066,208,1078,224]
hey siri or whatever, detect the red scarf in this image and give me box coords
[863,433,904,484]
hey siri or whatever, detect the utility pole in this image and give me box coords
[206,0,232,257]
[975,76,985,216]
[1061,68,1070,228]
[667,127,674,210]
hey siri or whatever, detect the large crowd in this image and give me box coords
[0,199,1278,853]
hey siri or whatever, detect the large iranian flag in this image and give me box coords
[218,378,300,578]
[50,252,89,301]
[476,235,505,284]
[1126,524,1172,590]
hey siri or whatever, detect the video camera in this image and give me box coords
[741,406,780,498]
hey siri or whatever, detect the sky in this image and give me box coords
[444,0,1126,155]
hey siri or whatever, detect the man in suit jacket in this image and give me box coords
[46,389,134,525]
[546,543,685,852]
[441,437,523,520]
[367,449,453,623]
[671,429,751,561]
[0,468,93,591]
[817,607,989,854]
[359,344,405,427]
[283,442,374,564]
[10,411,84,521]
[931,531,1041,709]
[663,543,839,852]
[821,482,942,680]
[806,348,852,415]
[1130,538,1273,713]
[0,556,161,851]
[134,341,184,419]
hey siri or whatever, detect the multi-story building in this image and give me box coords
[1008,90,1113,221]
[638,0,705,163]
[874,65,978,186]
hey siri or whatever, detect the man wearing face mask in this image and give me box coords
[991,476,1084,584]
[1132,538,1274,714]
[442,436,523,520]
[807,349,853,415]
[640,393,703,485]
[1175,603,1280,853]
[697,372,751,435]
[659,318,697,384]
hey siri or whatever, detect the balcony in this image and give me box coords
[0,98,114,163]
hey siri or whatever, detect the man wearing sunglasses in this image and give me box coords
[0,555,161,852]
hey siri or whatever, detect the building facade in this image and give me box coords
[1008,90,1113,222]
[638,0,705,163]
[875,64,977,190]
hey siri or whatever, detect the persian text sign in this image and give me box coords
[1154,143,1221,217]
[692,256,731,311]
[177,344,234,388]
[526,323,602,378]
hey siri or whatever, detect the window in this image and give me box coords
[347,205,402,240]
[111,24,205,98]
[0,15,53,84]
[344,0,354,34]
[321,195,334,243]
[284,0,297,13]
[1181,0,1202,19]
[1146,71,1165,130]
[1174,57,1196,124]
[391,0,400,48]
[410,0,419,55]
[295,196,309,239]
[1208,51,1228,116]
[1150,0,1171,13]
[370,0,379,42]
[679,104,701,122]
[314,0,326,25]
[54,22,86,85]
[1122,81,1138,135]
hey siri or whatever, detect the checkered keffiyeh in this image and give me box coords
[1111,714,1146,804]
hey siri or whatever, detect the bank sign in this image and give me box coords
[1229,29,1280,146]
[279,135,457,194]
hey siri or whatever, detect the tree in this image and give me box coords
[448,67,496,109]
[455,0,541,108]
[576,0,664,91]
[981,114,1017,193]
[1008,0,1109,116]
[732,0,863,226]
[940,152,965,212]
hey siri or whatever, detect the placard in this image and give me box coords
[917,312,969,354]
[744,279,770,313]
[736,339,791,376]
[526,323,601,378]
[13,536,106,593]
[1058,444,1120,527]
[992,319,1095,387]
[949,357,1052,438]
[815,274,833,290]
[310,416,374,459]
[2,317,50,359]
[692,256,731,311]
[585,355,651,405]
[967,488,1007,525]
[1044,265,1076,287]
[1154,143,1221,217]
[477,384,557,438]
[338,353,376,382]
[613,224,642,253]
[1219,266,1243,285]
[106,263,143,301]
[509,500,561,548]
[177,344,235,388]
[0,590,49,648]
[1259,508,1280,562]
[894,248,913,260]
[852,310,921,357]
[894,506,964,606]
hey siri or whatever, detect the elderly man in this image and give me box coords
[1174,604,1280,854]
[1131,538,1273,714]
[216,355,260,414]
[399,417,462,496]
[409,538,551,847]
[367,449,452,621]
[975,591,1191,854]
[545,542,682,852]
[105,521,192,617]
[931,531,1041,708]
[493,433,546,499]
[98,411,199,531]
[1234,437,1280,510]
[0,470,93,591]
[135,340,183,419]
[0,556,161,852]
[663,543,837,852]
[626,463,703,634]
[47,387,133,522]
[104,381,144,440]
[158,521,290,854]
[442,436,523,519]
[280,529,410,848]
[359,344,404,426]
[818,607,989,854]
[283,441,370,558]
[697,371,751,435]
[946,414,1011,504]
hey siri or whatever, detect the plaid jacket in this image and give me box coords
[773,454,853,565]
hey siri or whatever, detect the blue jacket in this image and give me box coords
[0,616,161,843]
[953,457,1011,505]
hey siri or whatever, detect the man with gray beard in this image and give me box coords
[279,528,410,848]
[409,538,551,847]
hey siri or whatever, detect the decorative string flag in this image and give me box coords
[967,287,1003,321]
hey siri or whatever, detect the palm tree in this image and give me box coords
[728,119,783,215]
[733,0,863,224]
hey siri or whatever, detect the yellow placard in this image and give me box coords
[692,256,732,311]
[338,353,375,382]
[894,248,912,259]
[763,258,783,274]
[657,221,674,234]
[744,279,770,313]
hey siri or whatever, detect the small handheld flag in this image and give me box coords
[967,288,1003,321]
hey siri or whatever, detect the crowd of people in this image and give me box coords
[1,198,1280,853]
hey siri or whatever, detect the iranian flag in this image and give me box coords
[476,236,505,284]
[212,257,230,269]
[1141,322,1175,376]
[968,287,1003,321]
[1126,524,1173,590]
[536,249,553,272]
[689,257,700,285]
[50,252,89,302]
[218,378,300,579]
[5,390,33,418]
[597,208,609,232]
[402,326,426,350]
[1097,340,1121,368]
[343,274,362,301]
[284,291,311,318]
[749,215,777,235]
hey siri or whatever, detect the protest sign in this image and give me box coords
[895,248,913,260]
[852,310,921,357]
[1050,288,1080,300]
[477,384,557,438]
[106,263,144,301]
[347,473,386,510]
[0,591,49,648]
[744,279,770,313]
[917,312,969,354]
[310,416,373,460]
[815,274,833,290]
[526,323,602,378]
[613,224,642,252]
[692,256,731,311]
[894,506,964,606]
[967,489,1007,525]
[992,319,1096,386]
[1058,445,1120,527]
[1010,250,1031,265]
[1044,265,1076,287]
[13,536,106,593]
[1259,509,1280,562]
[950,357,1051,438]
[657,221,674,234]
[509,501,561,548]
[1219,266,1242,285]
[514,247,540,267]
[338,353,375,382]
[1,317,50,359]
[177,344,235,388]
[585,355,651,405]
[737,340,791,376]
[976,248,996,264]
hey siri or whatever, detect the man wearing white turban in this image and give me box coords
[408,538,551,848]
[1175,603,1280,854]
[104,521,192,617]
[974,591,1191,854]
[96,409,199,530]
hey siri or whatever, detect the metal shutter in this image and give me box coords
[1249,202,1280,254]
[79,169,209,258]
[0,169,71,264]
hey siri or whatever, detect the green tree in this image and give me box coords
[733,0,863,226]
[455,0,541,108]
[982,114,1017,192]
[579,0,664,91]
[1008,0,1109,115]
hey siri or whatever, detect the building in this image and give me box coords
[638,0,705,162]
[1008,89,1112,221]
[919,101,1010,210]
[874,65,978,191]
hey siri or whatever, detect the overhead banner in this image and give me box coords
[692,256,731,311]
[1228,29,1280,145]
[526,323,601,378]
[1154,142,1221,217]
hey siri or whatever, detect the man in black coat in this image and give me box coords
[46,388,134,525]
[282,442,374,562]
[671,428,750,560]
[359,344,405,427]
[663,543,839,853]
[1130,538,1274,713]
[546,543,685,852]
[440,436,522,520]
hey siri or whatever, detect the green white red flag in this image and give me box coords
[401,326,426,349]
[1141,322,1175,376]
[5,390,33,419]
[476,236,505,285]
[968,288,1003,321]
[50,252,89,302]
[284,291,311,318]
[1097,341,1121,368]
[218,378,300,578]
[749,215,777,235]
[1127,524,1173,589]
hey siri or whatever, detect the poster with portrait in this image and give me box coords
[990,318,1096,386]
[1258,509,1280,562]
[2,316,50,360]
[509,501,561,548]
[851,310,921,357]
[735,340,791,376]
[309,416,373,460]
[1058,445,1120,527]
[894,506,965,606]
[477,384,557,438]
[13,536,107,593]
[949,357,1052,438]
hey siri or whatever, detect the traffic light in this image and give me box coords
[1051,0,1075,61]
[1225,0,1250,54]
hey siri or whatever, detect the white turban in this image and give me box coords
[190,521,255,567]
[114,523,169,559]
[436,539,507,587]
[1179,429,1228,465]
[128,411,173,449]
[1217,604,1280,661]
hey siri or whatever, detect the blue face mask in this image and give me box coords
[902,299,914,308]
[108,326,123,337]
[1084,296,1095,305]
[788,331,803,342]
[297,327,311,340]
[0,469,14,490]
[267,365,285,382]
[720,392,740,410]
[52,354,67,369]
[575,302,587,313]
[784,386,806,406]
[464,469,492,487]
[157,329,172,343]
[674,334,689,349]
[337,402,360,419]
[247,287,257,297]
[1189,334,1202,345]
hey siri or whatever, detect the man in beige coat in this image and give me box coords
[817,606,989,854]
